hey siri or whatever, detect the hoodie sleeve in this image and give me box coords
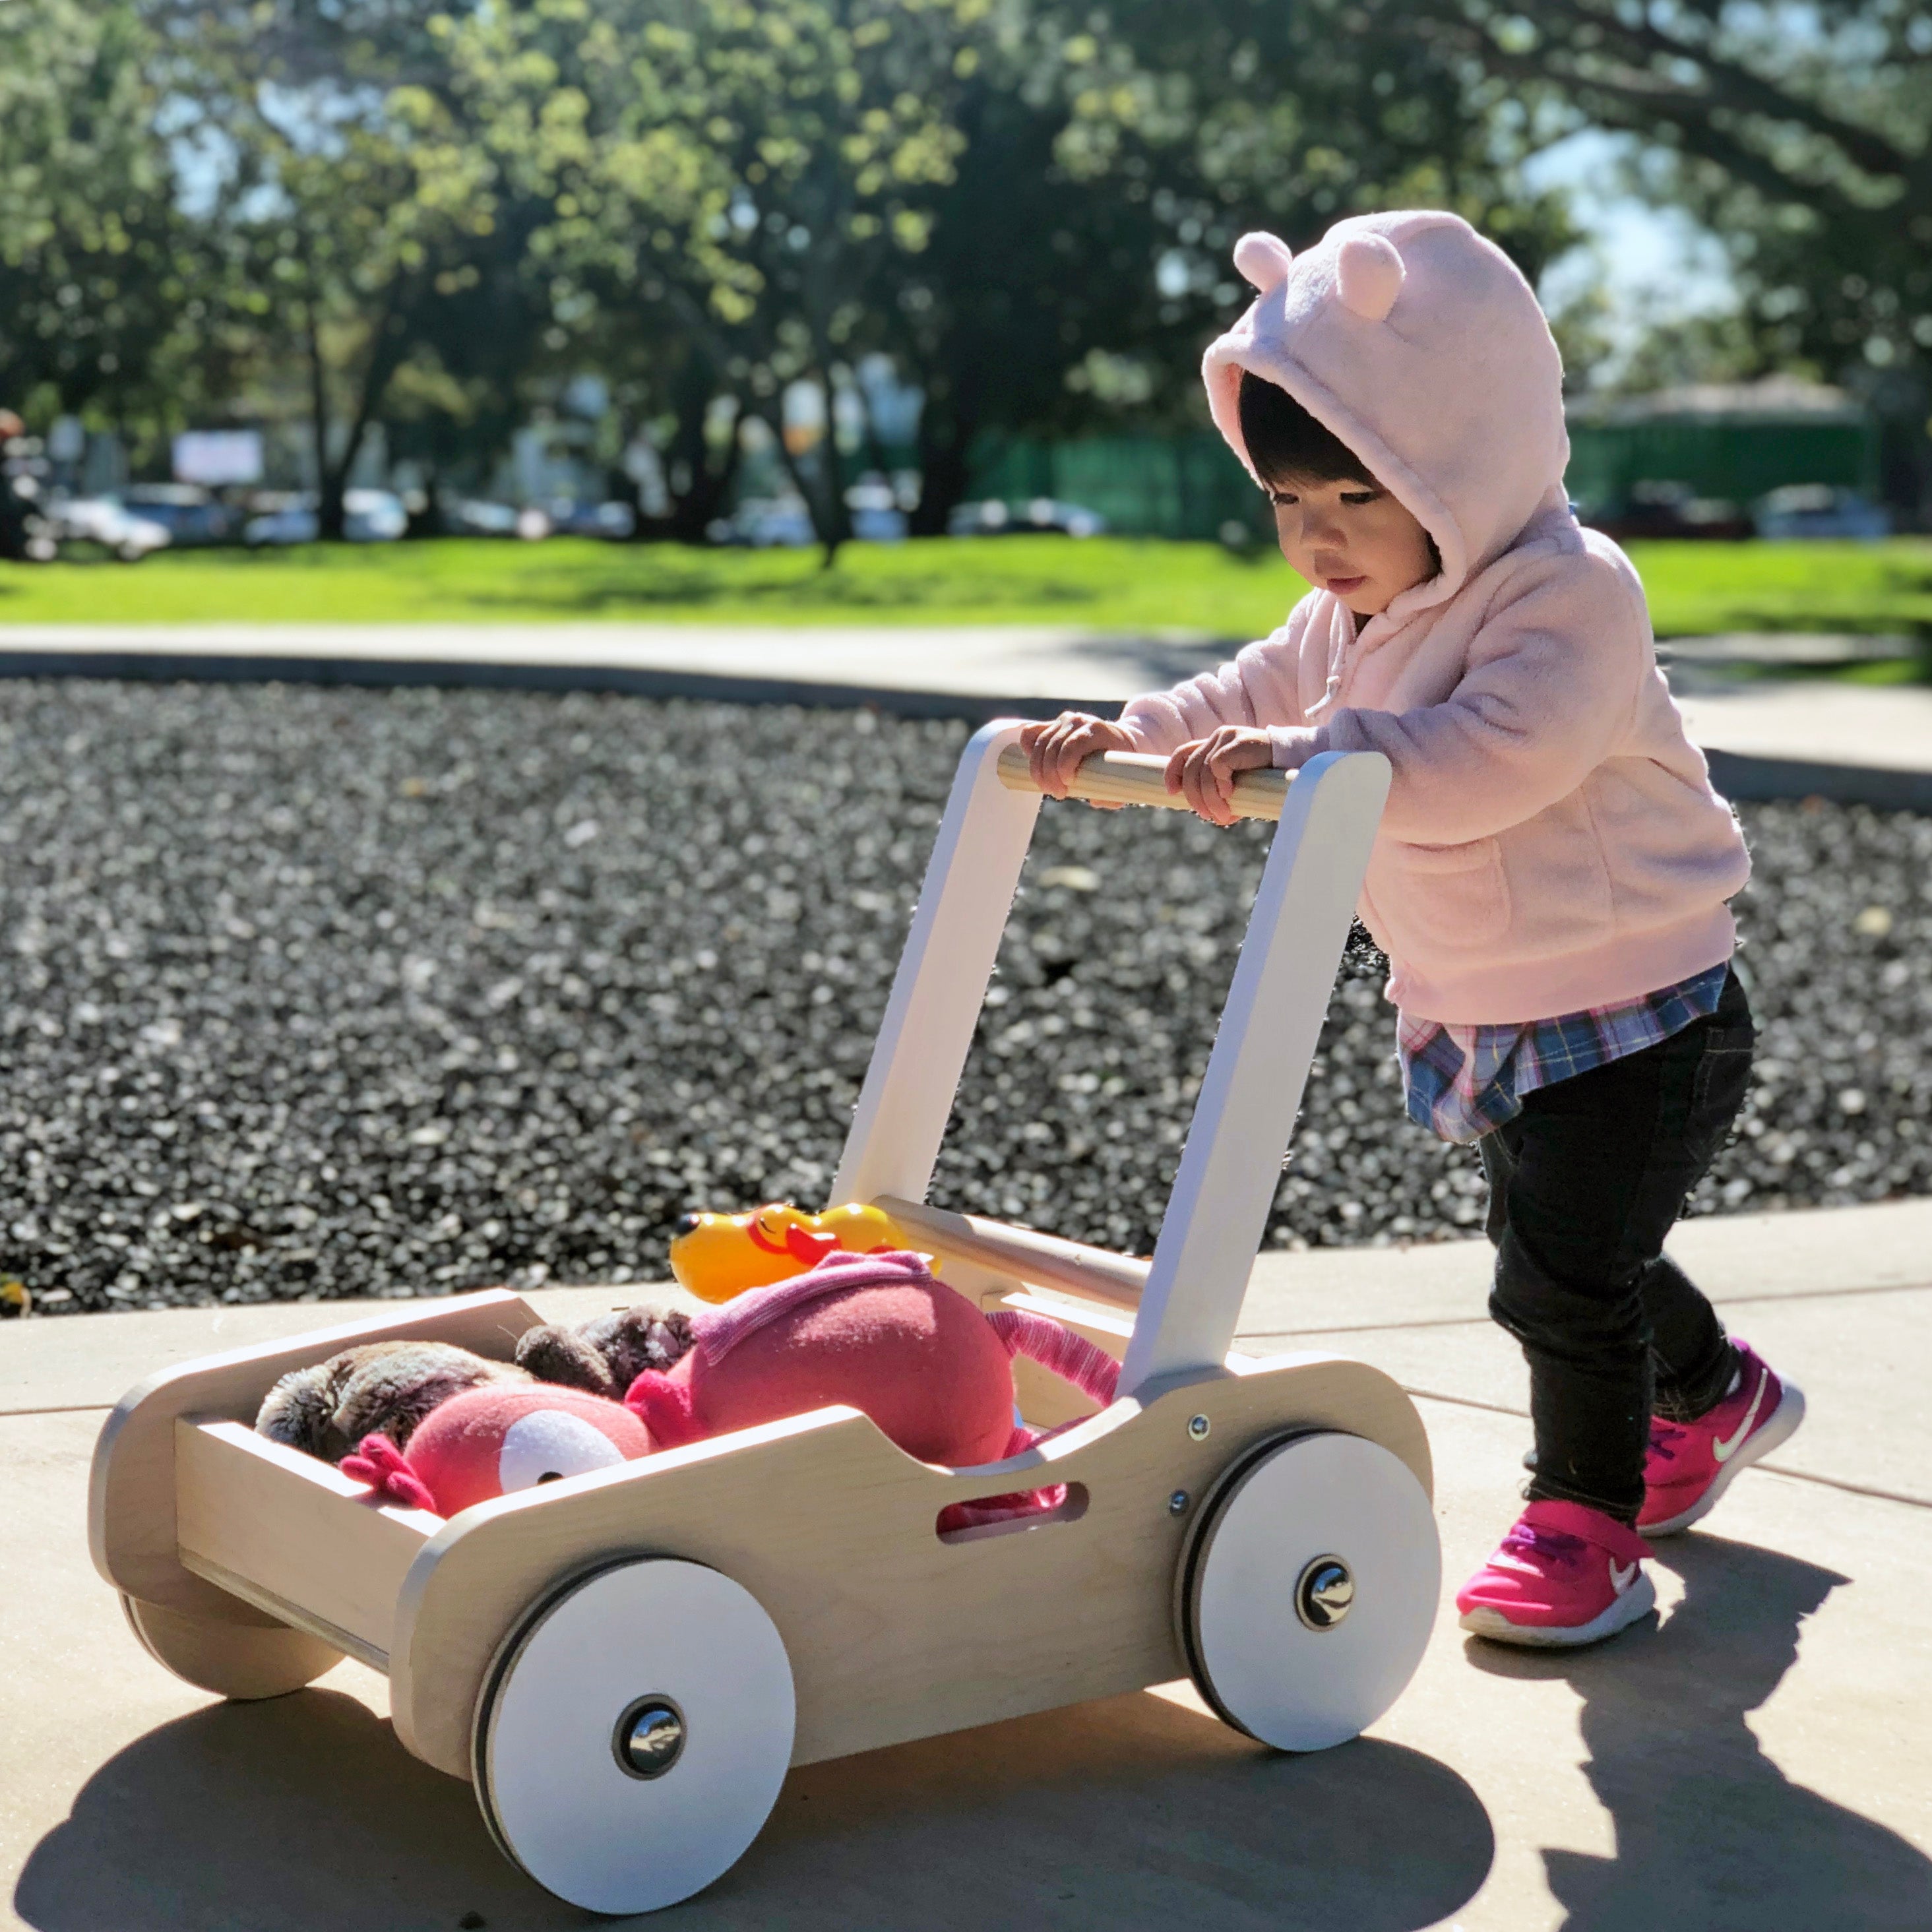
[1114,600,1319,755]
[1295,546,1650,844]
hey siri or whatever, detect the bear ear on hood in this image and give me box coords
[1336,232,1406,322]
[1232,231,1293,294]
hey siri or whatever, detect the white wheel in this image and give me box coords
[1178,1431,1440,1753]
[121,1594,342,1701]
[474,1558,795,1915]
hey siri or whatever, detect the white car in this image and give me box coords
[846,478,908,543]
[947,497,1106,538]
[1754,485,1890,541]
[244,489,409,545]
[50,496,171,560]
[708,496,817,547]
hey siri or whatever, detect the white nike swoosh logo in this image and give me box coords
[1712,1367,1770,1462]
[1609,1560,1638,1593]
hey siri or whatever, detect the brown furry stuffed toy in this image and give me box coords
[511,1305,697,1398]
[256,1340,530,1461]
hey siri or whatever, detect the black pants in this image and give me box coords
[1479,966,1755,1524]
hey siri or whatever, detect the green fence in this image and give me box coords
[973,411,1884,538]
[1562,413,1881,516]
[968,432,1270,542]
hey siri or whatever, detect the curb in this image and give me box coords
[0,644,1926,811]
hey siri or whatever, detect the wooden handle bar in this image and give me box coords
[877,1195,1149,1311]
[995,743,1290,823]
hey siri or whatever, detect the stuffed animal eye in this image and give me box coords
[497,1410,629,1493]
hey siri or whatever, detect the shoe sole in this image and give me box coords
[1642,1379,1807,1539]
[1458,1571,1657,1649]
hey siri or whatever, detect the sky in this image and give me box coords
[1524,129,1739,384]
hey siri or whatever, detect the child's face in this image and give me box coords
[1266,474,1436,618]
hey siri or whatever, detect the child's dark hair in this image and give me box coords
[1239,366,1441,576]
[1237,368,1374,487]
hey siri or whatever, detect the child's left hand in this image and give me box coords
[1165,727,1276,826]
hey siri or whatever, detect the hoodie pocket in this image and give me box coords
[1379,837,1512,952]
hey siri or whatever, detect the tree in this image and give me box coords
[444,0,990,561]
[0,1,188,429]
[890,0,1580,530]
[447,0,1575,549]
[158,1,549,538]
[1398,0,1932,509]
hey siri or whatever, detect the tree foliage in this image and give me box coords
[22,0,1910,542]
[0,0,189,418]
[1402,0,1932,495]
[162,1,547,537]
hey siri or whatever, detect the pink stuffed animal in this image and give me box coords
[342,1253,1117,1530]
[342,1384,654,1516]
[623,1249,1118,1527]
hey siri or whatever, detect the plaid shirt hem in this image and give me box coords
[1398,962,1731,1145]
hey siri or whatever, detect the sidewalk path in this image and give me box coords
[7,1198,1930,1929]
[1,622,1929,805]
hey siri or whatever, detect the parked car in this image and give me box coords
[47,495,172,560]
[544,497,638,540]
[947,497,1107,538]
[708,496,817,547]
[1582,482,1753,542]
[443,497,523,538]
[121,483,240,547]
[846,478,908,543]
[1754,485,1890,541]
[244,489,408,545]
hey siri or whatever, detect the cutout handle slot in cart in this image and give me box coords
[90,724,1440,1916]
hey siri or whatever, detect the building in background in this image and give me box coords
[1564,379,1883,538]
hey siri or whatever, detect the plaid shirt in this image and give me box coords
[1398,962,1731,1144]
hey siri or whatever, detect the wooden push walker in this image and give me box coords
[90,725,1441,1916]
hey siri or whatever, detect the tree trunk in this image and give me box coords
[303,299,344,543]
[313,283,410,544]
[664,386,742,544]
[759,393,852,567]
[909,371,981,538]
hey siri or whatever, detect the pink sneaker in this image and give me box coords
[1457,1499,1655,1648]
[1640,1341,1805,1537]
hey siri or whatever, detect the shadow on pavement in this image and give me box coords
[1466,1531,1932,1930]
[16,1680,1491,1931]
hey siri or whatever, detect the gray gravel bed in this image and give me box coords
[0,681,1924,1315]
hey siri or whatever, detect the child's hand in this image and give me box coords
[1165,726,1275,826]
[1018,712,1137,801]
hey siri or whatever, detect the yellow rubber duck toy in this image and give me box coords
[668,1201,918,1305]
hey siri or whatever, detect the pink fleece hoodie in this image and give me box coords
[1117,211,1751,1025]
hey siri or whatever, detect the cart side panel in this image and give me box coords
[175,1420,440,1669]
[390,1354,1429,1781]
[91,1288,540,1619]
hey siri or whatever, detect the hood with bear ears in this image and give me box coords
[1203,210,1570,624]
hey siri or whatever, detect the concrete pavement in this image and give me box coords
[7,1197,1930,1929]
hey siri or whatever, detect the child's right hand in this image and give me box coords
[1018,712,1137,800]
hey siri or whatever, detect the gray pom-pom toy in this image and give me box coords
[257,1340,530,1461]
[512,1305,697,1398]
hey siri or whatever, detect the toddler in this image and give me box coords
[1021,214,1805,1648]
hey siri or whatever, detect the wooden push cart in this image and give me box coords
[90,725,1440,1916]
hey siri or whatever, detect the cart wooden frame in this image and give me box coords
[91,724,1441,1914]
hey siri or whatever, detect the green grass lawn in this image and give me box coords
[1,532,1927,638]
